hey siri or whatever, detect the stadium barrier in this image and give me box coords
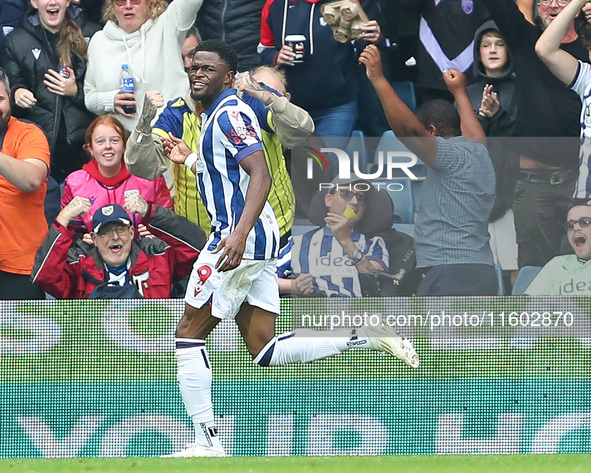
[1,297,590,457]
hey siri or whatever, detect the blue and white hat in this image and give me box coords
[92,204,131,233]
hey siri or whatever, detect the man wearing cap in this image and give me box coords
[31,194,206,299]
[278,178,390,297]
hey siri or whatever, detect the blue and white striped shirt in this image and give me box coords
[198,89,279,259]
[287,227,389,297]
[570,60,591,199]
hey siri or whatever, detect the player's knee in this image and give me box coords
[253,337,277,367]
[175,305,217,339]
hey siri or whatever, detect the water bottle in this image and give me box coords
[119,64,136,114]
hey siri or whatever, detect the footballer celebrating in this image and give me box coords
[163,40,419,458]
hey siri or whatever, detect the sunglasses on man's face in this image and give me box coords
[564,216,591,231]
[114,0,143,6]
[337,189,367,204]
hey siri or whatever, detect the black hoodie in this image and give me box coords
[467,20,518,222]
[402,0,487,93]
[467,20,517,138]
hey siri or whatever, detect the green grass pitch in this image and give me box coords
[2,455,590,473]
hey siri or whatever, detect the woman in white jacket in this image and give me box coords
[84,0,203,131]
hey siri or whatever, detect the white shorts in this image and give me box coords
[184,249,280,319]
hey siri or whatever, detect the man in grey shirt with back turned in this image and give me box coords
[360,45,497,296]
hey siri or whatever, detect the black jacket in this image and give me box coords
[466,20,518,222]
[467,21,516,138]
[400,0,487,92]
[2,6,100,152]
[0,0,23,67]
[259,0,358,112]
[197,0,266,71]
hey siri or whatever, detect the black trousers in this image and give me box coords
[513,177,575,268]
[0,270,45,300]
[416,264,498,296]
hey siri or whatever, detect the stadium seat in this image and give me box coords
[411,178,424,210]
[377,177,415,224]
[394,223,415,238]
[392,80,417,112]
[292,219,319,236]
[369,130,426,179]
[511,266,543,295]
[345,130,368,174]
[495,265,505,296]
[291,224,318,236]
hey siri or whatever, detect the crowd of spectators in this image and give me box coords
[0,0,589,300]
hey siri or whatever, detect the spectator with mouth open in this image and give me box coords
[31,195,205,299]
[61,114,172,236]
[525,200,591,295]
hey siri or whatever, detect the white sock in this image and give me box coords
[175,338,222,449]
[254,329,371,366]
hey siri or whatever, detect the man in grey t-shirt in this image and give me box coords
[360,45,497,295]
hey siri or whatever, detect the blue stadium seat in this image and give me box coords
[292,219,318,236]
[411,178,424,210]
[345,130,368,174]
[394,223,415,238]
[511,266,543,295]
[495,265,505,296]
[378,177,415,224]
[369,130,426,179]
[292,224,318,236]
[392,81,417,112]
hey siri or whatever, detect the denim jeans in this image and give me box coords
[310,100,357,155]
